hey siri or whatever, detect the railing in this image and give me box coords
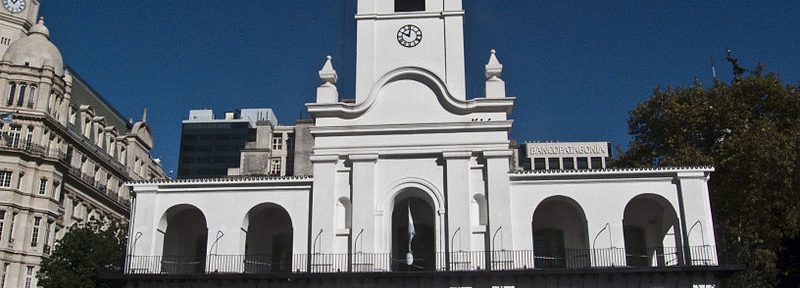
[64,168,131,207]
[125,246,724,275]
[0,137,67,161]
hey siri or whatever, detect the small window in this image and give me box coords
[395,0,425,12]
[591,157,603,169]
[27,86,36,108]
[31,217,40,248]
[0,172,10,187]
[38,178,46,195]
[272,134,283,150]
[24,266,33,288]
[577,157,589,169]
[0,211,5,241]
[16,84,26,107]
[533,158,546,170]
[270,158,282,175]
[0,263,8,288]
[563,158,575,170]
[5,83,15,106]
[547,158,561,170]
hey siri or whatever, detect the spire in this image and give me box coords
[485,49,506,98]
[485,49,503,80]
[142,107,148,123]
[319,55,338,85]
[316,56,339,103]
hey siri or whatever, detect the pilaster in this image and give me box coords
[676,171,718,264]
[443,151,471,253]
[349,154,378,255]
[309,155,339,256]
[483,150,513,251]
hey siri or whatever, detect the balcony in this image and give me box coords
[64,168,130,208]
[125,246,726,275]
[0,138,67,161]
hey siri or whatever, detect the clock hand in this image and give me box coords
[404,31,412,37]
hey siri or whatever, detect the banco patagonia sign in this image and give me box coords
[526,142,610,158]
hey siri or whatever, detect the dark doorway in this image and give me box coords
[244,203,293,273]
[161,206,208,274]
[392,193,435,271]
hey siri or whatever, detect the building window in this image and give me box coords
[30,217,41,248]
[563,158,575,170]
[591,157,603,169]
[395,0,425,12]
[9,126,20,148]
[0,172,10,187]
[24,126,33,150]
[7,213,15,246]
[27,86,36,108]
[38,178,46,195]
[16,83,26,107]
[0,263,7,288]
[0,210,4,241]
[44,220,52,254]
[547,158,561,170]
[533,158,546,170]
[577,157,589,169]
[272,135,283,150]
[68,106,77,125]
[15,173,22,190]
[270,158,282,175]
[5,83,15,106]
[24,266,32,288]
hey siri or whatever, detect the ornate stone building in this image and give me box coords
[0,2,165,287]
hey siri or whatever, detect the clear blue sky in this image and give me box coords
[40,1,800,176]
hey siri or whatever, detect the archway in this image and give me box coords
[243,203,293,273]
[531,196,590,268]
[391,188,436,271]
[160,204,208,274]
[622,194,682,267]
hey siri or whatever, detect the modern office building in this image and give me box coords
[0,4,165,286]
[122,1,734,287]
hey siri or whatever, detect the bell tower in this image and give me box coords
[0,0,40,56]
[355,0,466,101]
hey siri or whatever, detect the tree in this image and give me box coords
[617,66,800,288]
[37,219,127,288]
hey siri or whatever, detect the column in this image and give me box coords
[677,171,718,265]
[309,154,339,271]
[443,151,471,270]
[349,154,378,271]
[483,150,515,269]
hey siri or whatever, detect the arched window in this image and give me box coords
[395,0,425,12]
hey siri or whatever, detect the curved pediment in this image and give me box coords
[307,67,514,121]
[131,121,154,149]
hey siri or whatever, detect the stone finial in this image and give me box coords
[485,49,503,80]
[316,55,339,103]
[485,49,506,98]
[142,108,148,123]
[319,55,338,84]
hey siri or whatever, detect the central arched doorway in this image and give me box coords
[391,188,436,271]
[623,194,682,267]
[243,203,293,273]
[160,204,208,274]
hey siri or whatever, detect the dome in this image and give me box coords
[2,17,64,76]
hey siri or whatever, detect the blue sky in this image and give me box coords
[40,1,799,176]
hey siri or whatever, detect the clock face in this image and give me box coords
[2,0,25,14]
[397,24,422,48]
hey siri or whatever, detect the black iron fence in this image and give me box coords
[126,246,724,275]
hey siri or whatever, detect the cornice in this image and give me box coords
[310,120,513,136]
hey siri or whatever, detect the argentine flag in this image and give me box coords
[407,205,416,265]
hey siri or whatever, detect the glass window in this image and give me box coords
[563,158,575,170]
[5,83,15,106]
[0,263,8,288]
[533,158,546,170]
[7,213,15,245]
[591,157,603,169]
[16,84,26,107]
[272,135,283,150]
[24,266,32,288]
[0,172,10,187]
[270,158,282,175]
[27,86,35,108]
[9,126,20,148]
[31,217,40,248]
[577,157,589,169]
[0,211,4,241]
[395,0,425,12]
[548,158,561,170]
[38,178,46,195]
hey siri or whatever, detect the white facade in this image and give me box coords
[126,0,719,278]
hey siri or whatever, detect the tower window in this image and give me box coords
[395,0,425,12]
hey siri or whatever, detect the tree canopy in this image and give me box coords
[37,219,126,288]
[617,66,800,287]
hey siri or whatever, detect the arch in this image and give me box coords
[241,203,293,273]
[531,196,590,268]
[158,204,208,274]
[622,194,683,267]
[391,188,436,272]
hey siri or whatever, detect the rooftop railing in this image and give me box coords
[125,246,725,275]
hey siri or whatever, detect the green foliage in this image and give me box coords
[618,68,800,287]
[36,219,126,288]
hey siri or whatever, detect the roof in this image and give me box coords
[67,66,131,133]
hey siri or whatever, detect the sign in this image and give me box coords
[526,142,610,158]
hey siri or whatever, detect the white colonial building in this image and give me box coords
[125,0,724,287]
